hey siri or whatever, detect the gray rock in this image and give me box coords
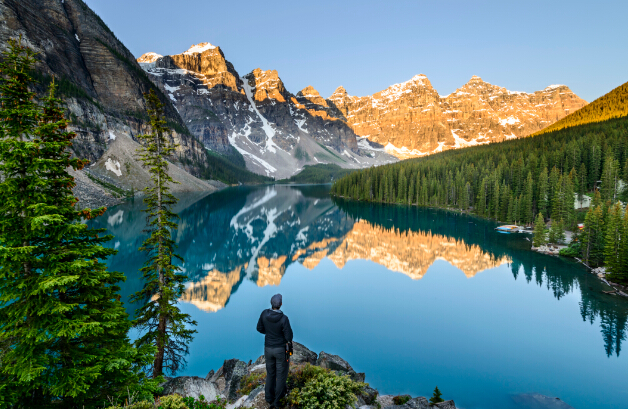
[433,400,456,409]
[161,376,221,401]
[221,359,248,402]
[253,354,265,366]
[317,351,364,382]
[292,342,318,365]
[205,369,214,381]
[359,386,379,405]
[377,395,395,407]
[382,396,429,409]
[242,387,270,409]
[406,397,429,409]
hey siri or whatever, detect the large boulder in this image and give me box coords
[292,342,318,365]
[161,376,221,401]
[316,351,365,382]
[221,359,248,401]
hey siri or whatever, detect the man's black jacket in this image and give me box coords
[256,309,293,348]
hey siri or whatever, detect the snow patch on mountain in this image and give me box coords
[242,79,281,154]
[184,42,216,55]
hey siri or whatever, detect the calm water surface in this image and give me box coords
[90,185,628,409]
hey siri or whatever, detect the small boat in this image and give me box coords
[495,224,521,233]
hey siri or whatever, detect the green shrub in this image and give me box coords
[238,372,266,395]
[285,364,365,409]
[559,241,581,258]
[157,394,188,409]
[181,395,226,409]
[393,395,411,405]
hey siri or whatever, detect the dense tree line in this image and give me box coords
[332,116,628,227]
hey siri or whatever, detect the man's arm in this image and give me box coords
[283,316,293,342]
[256,313,266,334]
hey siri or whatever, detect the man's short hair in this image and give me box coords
[271,294,282,309]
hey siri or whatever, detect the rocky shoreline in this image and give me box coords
[161,342,457,409]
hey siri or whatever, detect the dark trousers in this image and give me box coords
[265,346,289,405]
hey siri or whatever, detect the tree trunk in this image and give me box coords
[154,130,166,378]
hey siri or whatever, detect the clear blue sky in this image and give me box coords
[85,0,627,102]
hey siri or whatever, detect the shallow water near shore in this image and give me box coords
[90,184,628,409]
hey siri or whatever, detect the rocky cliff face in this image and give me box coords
[139,44,396,178]
[329,74,587,159]
[0,0,207,175]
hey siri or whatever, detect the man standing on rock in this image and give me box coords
[257,294,293,408]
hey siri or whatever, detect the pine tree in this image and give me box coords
[601,154,620,202]
[132,89,197,378]
[0,39,155,407]
[582,205,605,267]
[537,167,549,217]
[533,213,547,247]
[604,203,624,280]
[429,386,444,405]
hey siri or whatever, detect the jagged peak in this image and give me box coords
[248,68,284,83]
[183,42,217,55]
[297,85,322,98]
[329,86,349,99]
[467,75,484,83]
[137,52,162,63]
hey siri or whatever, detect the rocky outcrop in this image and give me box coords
[164,344,458,408]
[316,351,365,382]
[162,376,221,401]
[328,75,587,159]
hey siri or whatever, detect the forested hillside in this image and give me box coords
[533,80,628,136]
[332,116,627,226]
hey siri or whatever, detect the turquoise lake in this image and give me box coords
[89,184,628,409]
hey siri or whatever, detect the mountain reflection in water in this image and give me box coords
[91,185,628,361]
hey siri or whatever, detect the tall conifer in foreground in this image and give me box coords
[0,39,155,407]
[132,89,197,378]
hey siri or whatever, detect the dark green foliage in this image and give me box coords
[279,164,355,184]
[429,386,444,405]
[285,364,366,409]
[190,148,273,184]
[0,38,156,407]
[532,213,547,247]
[132,90,197,377]
[393,395,411,405]
[182,395,227,409]
[559,241,581,258]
